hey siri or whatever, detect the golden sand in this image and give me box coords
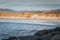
[0,12,60,20]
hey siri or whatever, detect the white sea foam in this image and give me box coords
[0,19,59,25]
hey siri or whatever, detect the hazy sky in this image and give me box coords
[0,0,60,11]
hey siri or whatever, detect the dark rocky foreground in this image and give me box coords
[2,27,60,40]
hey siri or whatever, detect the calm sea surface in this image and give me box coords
[0,20,60,40]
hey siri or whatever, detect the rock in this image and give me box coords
[35,30,48,36]
[54,27,60,32]
[34,30,49,40]
[2,39,8,40]
[34,27,60,40]
[19,35,36,40]
[8,37,17,40]
[51,35,60,40]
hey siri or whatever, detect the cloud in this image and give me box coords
[0,4,9,7]
[0,0,60,6]
[0,0,60,11]
[5,0,60,4]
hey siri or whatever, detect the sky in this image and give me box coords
[0,0,60,11]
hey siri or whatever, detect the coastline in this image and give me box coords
[0,19,59,26]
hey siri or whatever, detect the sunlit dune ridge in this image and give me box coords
[0,12,60,20]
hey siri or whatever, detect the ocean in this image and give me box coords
[0,20,60,40]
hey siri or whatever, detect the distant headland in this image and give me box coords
[0,9,60,20]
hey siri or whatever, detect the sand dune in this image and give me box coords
[0,12,60,20]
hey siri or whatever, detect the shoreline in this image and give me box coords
[0,19,60,25]
[0,18,60,20]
